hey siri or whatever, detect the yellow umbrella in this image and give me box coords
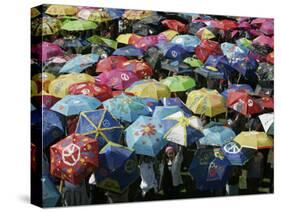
[116,33,142,44]
[87,10,112,23]
[31,7,40,18]
[32,72,56,92]
[196,28,216,40]
[234,131,273,149]
[186,88,226,117]
[49,73,93,98]
[159,30,179,41]
[45,5,78,16]
[125,79,171,100]
[123,10,153,20]
[31,80,38,97]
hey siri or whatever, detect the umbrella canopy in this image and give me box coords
[50,133,99,185]
[32,91,61,109]
[161,19,187,33]
[48,73,94,98]
[126,79,171,100]
[160,75,196,92]
[51,95,101,116]
[31,7,40,18]
[253,35,273,49]
[119,59,153,79]
[171,35,201,50]
[195,40,222,62]
[61,20,97,31]
[221,42,247,59]
[31,80,38,96]
[221,84,253,99]
[162,111,203,146]
[87,35,118,49]
[198,126,236,147]
[42,175,60,208]
[96,56,128,73]
[183,57,203,68]
[256,62,274,82]
[96,69,139,90]
[204,55,235,76]
[159,30,179,41]
[152,105,187,120]
[103,93,151,123]
[228,54,258,76]
[193,66,225,80]
[257,96,274,109]
[116,33,142,45]
[189,148,231,191]
[134,34,167,51]
[87,10,112,22]
[68,81,113,101]
[76,8,96,20]
[221,141,255,166]
[186,88,226,117]
[32,16,61,36]
[32,41,64,62]
[46,5,78,16]
[43,55,75,75]
[76,110,123,149]
[227,91,262,116]
[123,10,153,20]
[32,72,56,93]
[196,27,216,40]
[95,142,139,193]
[259,113,274,135]
[161,97,192,115]
[113,45,144,57]
[59,54,99,73]
[125,116,168,157]
[157,42,191,61]
[234,131,273,149]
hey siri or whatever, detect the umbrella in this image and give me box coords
[266,52,274,64]
[45,5,78,16]
[95,142,139,193]
[183,57,203,68]
[195,40,222,62]
[31,108,65,149]
[59,54,99,73]
[253,35,273,49]
[193,66,225,80]
[87,10,112,23]
[159,30,179,41]
[119,59,153,79]
[157,42,191,61]
[152,105,187,120]
[186,88,226,117]
[189,148,231,191]
[227,91,262,116]
[31,80,38,96]
[204,55,235,77]
[105,8,125,20]
[96,69,139,90]
[162,111,203,146]
[233,131,273,149]
[76,110,123,149]
[196,27,216,40]
[68,81,113,101]
[259,113,274,135]
[76,8,96,20]
[228,54,258,76]
[116,33,142,45]
[87,35,118,49]
[103,93,151,123]
[32,72,56,93]
[134,35,167,51]
[61,20,97,31]
[51,95,101,116]
[171,34,201,50]
[50,133,99,185]
[125,116,168,157]
[42,176,60,207]
[198,126,236,147]
[221,142,255,166]
[32,16,61,36]
[31,7,40,18]
[257,96,274,110]
[221,42,247,59]
[32,42,64,62]
[32,91,61,109]
[161,19,187,33]
[48,73,94,98]
[126,79,171,100]
[43,55,75,75]
[256,62,274,82]
[96,56,128,73]
[113,45,144,57]
[160,75,196,92]
[221,84,253,99]
[123,10,153,20]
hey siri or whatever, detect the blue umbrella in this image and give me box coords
[220,42,247,59]
[229,54,258,76]
[160,59,193,74]
[193,66,225,79]
[162,111,203,146]
[59,54,99,73]
[153,105,184,120]
[198,126,236,147]
[76,109,123,149]
[95,142,140,193]
[103,93,152,123]
[161,97,192,115]
[51,95,101,116]
[221,84,253,99]
[42,175,60,207]
[221,141,255,166]
[31,108,65,149]
[141,97,162,114]
[204,55,235,78]
[171,34,201,50]
[189,148,231,191]
[105,8,125,19]
[125,116,167,157]
[113,45,144,57]
[157,42,192,61]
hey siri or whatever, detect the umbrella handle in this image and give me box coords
[59,179,64,194]
[237,73,241,84]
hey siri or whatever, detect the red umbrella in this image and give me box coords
[32,93,61,109]
[253,35,273,48]
[260,20,274,36]
[257,96,274,109]
[96,56,128,73]
[238,21,251,29]
[128,33,143,45]
[227,91,262,116]
[266,52,274,64]
[96,69,139,90]
[31,41,64,62]
[219,19,238,30]
[50,134,99,185]
[161,19,188,33]
[195,40,222,62]
[119,59,153,78]
[134,34,167,51]
[68,81,113,101]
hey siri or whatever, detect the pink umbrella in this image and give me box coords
[96,56,128,73]
[251,18,272,25]
[32,41,64,62]
[260,21,273,36]
[238,21,251,29]
[96,69,139,90]
[253,35,274,48]
[134,35,167,51]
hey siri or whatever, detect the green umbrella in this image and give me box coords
[61,20,97,31]
[87,35,118,49]
[183,57,203,68]
[160,75,196,92]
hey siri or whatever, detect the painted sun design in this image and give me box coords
[140,123,156,136]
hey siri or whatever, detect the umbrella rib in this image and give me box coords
[81,112,97,129]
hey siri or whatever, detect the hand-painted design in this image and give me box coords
[140,123,156,136]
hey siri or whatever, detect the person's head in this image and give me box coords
[165,146,175,160]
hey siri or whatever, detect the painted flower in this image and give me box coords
[140,123,156,136]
